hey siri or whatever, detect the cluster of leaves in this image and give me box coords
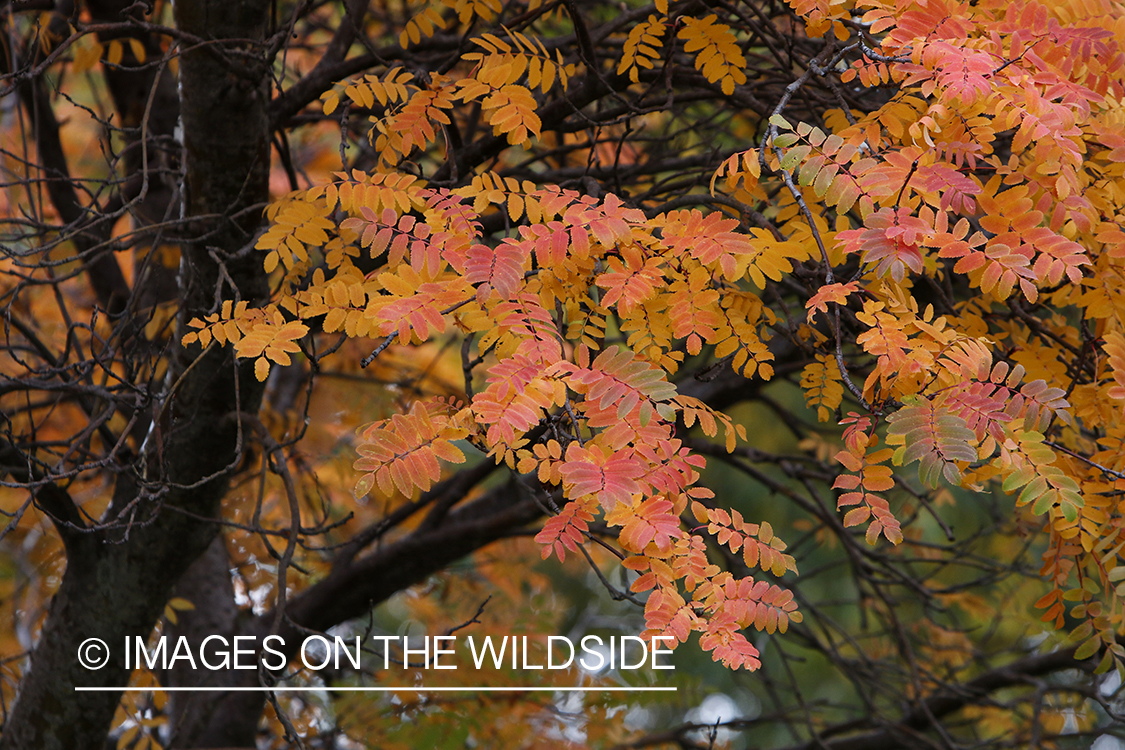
[709,0,1125,675]
[182,0,1125,682]
[197,166,805,667]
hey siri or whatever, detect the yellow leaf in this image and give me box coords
[106,40,123,66]
[73,41,102,73]
[128,38,146,63]
[508,193,523,221]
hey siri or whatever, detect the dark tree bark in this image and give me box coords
[0,0,272,746]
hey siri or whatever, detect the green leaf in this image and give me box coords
[1018,477,1048,506]
[769,114,792,129]
[1032,490,1055,516]
[1074,635,1102,661]
[780,145,811,171]
[1095,648,1115,674]
[1002,466,1035,492]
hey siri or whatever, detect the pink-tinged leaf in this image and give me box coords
[535,500,596,561]
[660,209,754,280]
[465,241,528,303]
[598,246,665,314]
[806,282,860,322]
[836,207,929,282]
[607,498,683,553]
[560,444,645,509]
[354,473,375,498]
[842,506,871,527]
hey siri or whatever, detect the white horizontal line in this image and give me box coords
[76,686,676,693]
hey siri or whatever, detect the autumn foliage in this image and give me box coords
[202,0,1125,677]
[4,0,1125,744]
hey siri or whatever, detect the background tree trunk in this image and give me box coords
[0,0,271,747]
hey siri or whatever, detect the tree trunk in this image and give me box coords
[0,0,271,747]
[162,539,247,749]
